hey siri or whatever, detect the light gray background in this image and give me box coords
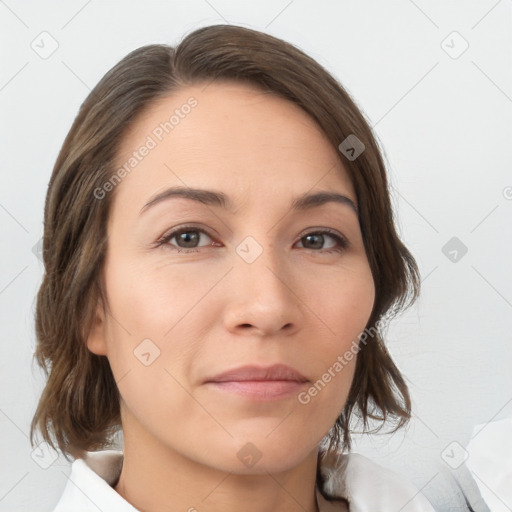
[1,1,511,511]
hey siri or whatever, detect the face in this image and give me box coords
[87,81,375,474]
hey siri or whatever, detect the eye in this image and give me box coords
[295,229,348,253]
[156,226,220,251]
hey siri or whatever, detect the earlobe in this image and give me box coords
[86,304,108,356]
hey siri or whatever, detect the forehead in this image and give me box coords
[113,80,355,207]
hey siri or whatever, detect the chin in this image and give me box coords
[202,431,319,476]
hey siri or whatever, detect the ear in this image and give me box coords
[86,302,108,356]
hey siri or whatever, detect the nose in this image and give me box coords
[222,243,304,338]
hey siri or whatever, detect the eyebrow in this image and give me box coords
[139,186,358,215]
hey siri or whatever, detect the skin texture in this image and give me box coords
[87,81,374,512]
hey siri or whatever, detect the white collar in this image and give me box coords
[52,449,435,512]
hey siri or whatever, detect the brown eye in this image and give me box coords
[157,226,218,251]
[296,230,348,253]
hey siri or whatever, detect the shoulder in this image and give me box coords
[318,451,436,512]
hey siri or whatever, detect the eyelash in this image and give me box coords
[155,225,349,254]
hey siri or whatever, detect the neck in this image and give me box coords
[114,423,320,512]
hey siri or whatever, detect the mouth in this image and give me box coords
[203,364,309,401]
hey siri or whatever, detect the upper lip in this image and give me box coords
[204,364,308,383]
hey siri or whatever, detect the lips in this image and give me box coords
[204,364,309,401]
[204,364,308,384]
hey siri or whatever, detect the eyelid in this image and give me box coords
[297,226,346,240]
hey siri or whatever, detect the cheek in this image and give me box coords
[101,254,225,402]
[104,253,218,340]
[304,264,374,402]
[318,263,375,345]
[100,259,207,434]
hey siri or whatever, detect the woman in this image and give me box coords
[30,24,435,511]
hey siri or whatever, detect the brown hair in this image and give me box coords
[30,24,420,462]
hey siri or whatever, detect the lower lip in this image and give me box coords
[206,380,307,400]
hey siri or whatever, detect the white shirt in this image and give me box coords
[52,449,436,511]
